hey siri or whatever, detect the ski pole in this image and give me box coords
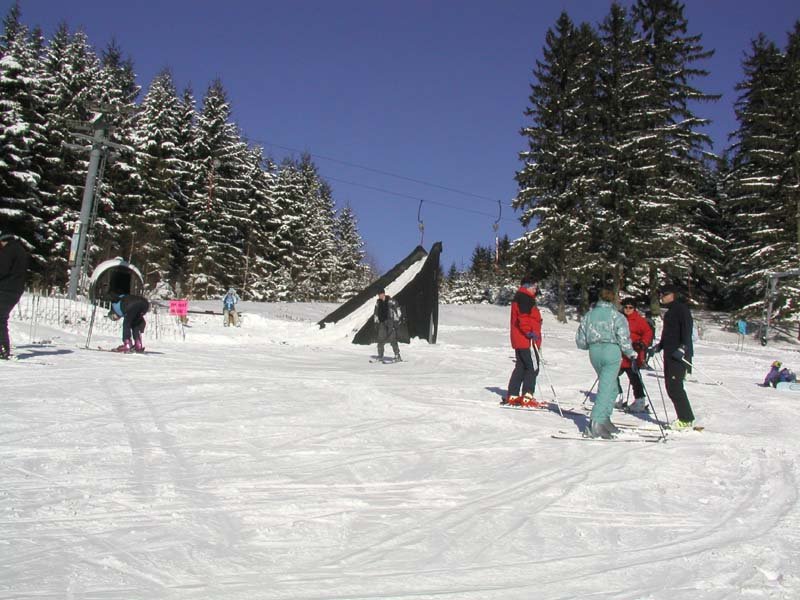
[651,353,674,423]
[533,344,563,417]
[582,376,599,408]
[85,304,97,349]
[680,357,722,385]
[634,367,667,440]
[681,356,740,401]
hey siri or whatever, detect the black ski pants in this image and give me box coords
[122,298,149,343]
[618,366,645,399]
[507,348,539,398]
[664,356,695,422]
[376,321,400,358]
[0,290,22,356]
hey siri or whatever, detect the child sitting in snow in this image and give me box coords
[762,361,797,387]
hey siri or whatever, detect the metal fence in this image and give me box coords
[14,293,185,346]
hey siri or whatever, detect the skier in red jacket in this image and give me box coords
[502,275,543,407]
[617,298,654,412]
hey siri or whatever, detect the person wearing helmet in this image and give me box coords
[107,293,150,353]
[762,360,789,388]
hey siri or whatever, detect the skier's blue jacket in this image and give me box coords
[223,291,239,310]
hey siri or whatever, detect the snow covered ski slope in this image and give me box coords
[2,301,799,599]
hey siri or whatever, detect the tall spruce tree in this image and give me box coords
[90,40,140,266]
[129,70,191,291]
[594,3,654,291]
[292,156,340,301]
[239,146,281,300]
[186,79,251,297]
[514,13,600,321]
[726,26,800,315]
[0,4,45,264]
[334,204,370,299]
[630,0,719,310]
[38,26,105,289]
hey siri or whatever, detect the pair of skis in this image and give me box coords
[369,357,402,364]
[82,346,158,355]
[499,398,671,443]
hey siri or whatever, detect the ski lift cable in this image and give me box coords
[250,138,505,206]
[325,175,518,223]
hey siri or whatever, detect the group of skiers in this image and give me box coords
[0,229,789,424]
[502,275,696,439]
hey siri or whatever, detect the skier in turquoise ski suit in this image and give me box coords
[575,288,637,438]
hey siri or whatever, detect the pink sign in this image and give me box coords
[169,299,188,317]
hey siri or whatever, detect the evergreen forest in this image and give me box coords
[1,1,799,318]
[513,1,800,320]
[0,4,371,301]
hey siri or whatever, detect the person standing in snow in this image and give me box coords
[502,275,543,407]
[648,284,695,429]
[736,319,747,351]
[373,289,402,362]
[222,287,240,327]
[0,231,29,360]
[616,298,654,413]
[107,293,150,353]
[575,288,638,439]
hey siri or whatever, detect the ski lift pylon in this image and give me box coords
[417,199,425,245]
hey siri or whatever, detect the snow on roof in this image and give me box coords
[88,257,144,287]
[316,254,427,342]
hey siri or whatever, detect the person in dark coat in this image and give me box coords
[0,231,29,359]
[649,284,695,428]
[503,275,543,407]
[373,289,402,362]
[107,293,150,353]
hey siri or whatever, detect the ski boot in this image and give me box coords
[625,397,648,413]
[583,420,617,439]
[134,339,145,354]
[502,395,523,406]
[113,340,134,353]
[520,393,544,408]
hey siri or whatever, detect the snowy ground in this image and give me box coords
[2,300,799,599]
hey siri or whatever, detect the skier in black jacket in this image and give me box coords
[650,284,695,428]
[107,293,150,353]
[0,232,29,359]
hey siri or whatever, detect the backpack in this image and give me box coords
[778,368,796,383]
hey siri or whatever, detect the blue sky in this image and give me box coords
[7,1,800,273]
